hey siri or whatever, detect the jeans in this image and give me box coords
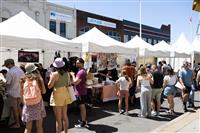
[189,84,195,105]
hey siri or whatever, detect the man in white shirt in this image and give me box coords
[3,59,24,128]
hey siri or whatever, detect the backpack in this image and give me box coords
[23,80,42,105]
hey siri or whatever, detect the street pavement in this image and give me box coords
[1,91,199,133]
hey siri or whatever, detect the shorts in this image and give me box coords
[151,88,163,101]
[8,95,21,108]
[50,86,72,106]
[75,95,87,105]
[164,86,177,97]
[118,90,129,98]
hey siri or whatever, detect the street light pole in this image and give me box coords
[139,0,142,38]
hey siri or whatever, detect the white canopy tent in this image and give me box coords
[192,37,200,52]
[0,11,82,67]
[0,11,81,52]
[153,40,189,58]
[72,27,136,54]
[172,33,194,55]
[124,35,168,57]
[171,33,193,71]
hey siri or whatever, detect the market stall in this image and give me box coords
[72,27,137,102]
[0,11,82,68]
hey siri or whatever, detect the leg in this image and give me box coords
[118,96,122,113]
[140,91,147,117]
[125,92,129,112]
[168,95,174,111]
[79,104,86,122]
[189,85,195,106]
[53,106,62,133]
[9,97,21,128]
[0,95,4,119]
[36,119,43,133]
[146,91,152,116]
[24,121,32,133]
[62,106,68,133]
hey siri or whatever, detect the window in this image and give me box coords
[60,22,66,37]
[106,31,121,41]
[142,37,147,42]
[153,39,157,45]
[124,35,129,43]
[79,27,90,35]
[49,21,56,33]
[148,38,152,44]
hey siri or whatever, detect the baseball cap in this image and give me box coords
[2,59,14,67]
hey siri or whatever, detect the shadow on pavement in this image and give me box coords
[149,112,183,121]
[87,123,118,133]
[68,103,115,129]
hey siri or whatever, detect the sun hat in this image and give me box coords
[53,58,65,68]
[25,63,38,74]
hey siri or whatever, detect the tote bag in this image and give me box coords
[68,86,76,102]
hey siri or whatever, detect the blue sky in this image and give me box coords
[48,0,199,43]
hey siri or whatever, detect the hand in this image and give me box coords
[117,90,120,96]
[70,72,75,76]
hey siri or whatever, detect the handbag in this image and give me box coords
[68,86,76,102]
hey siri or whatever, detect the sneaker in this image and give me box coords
[138,114,146,118]
[189,104,197,109]
[166,110,175,115]
[74,121,87,128]
[156,112,160,116]
[119,110,124,114]
[184,108,188,112]
[151,111,157,116]
[124,112,129,116]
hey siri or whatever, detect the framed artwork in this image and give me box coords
[18,50,39,62]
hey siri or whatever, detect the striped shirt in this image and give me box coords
[6,66,25,98]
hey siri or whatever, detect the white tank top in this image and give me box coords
[141,80,151,86]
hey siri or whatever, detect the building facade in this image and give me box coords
[76,10,170,44]
[76,10,123,42]
[0,0,76,39]
[1,0,171,43]
[123,20,170,44]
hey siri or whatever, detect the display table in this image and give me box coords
[86,83,119,103]
[102,84,118,102]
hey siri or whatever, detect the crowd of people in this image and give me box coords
[0,57,199,133]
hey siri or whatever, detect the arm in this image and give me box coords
[196,71,200,87]
[20,78,25,97]
[48,72,57,89]
[178,70,186,89]
[71,72,81,85]
[38,76,46,94]
[163,77,168,88]
[148,74,154,85]
[136,76,141,90]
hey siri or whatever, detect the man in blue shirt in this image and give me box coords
[179,61,195,112]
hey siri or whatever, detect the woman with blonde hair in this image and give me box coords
[136,66,153,118]
[48,58,71,133]
[20,63,46,133]
[115,70,132,115]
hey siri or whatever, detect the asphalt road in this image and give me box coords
[1,91,199,133]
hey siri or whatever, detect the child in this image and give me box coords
[115,70,132,115]
[20,63,46,133]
